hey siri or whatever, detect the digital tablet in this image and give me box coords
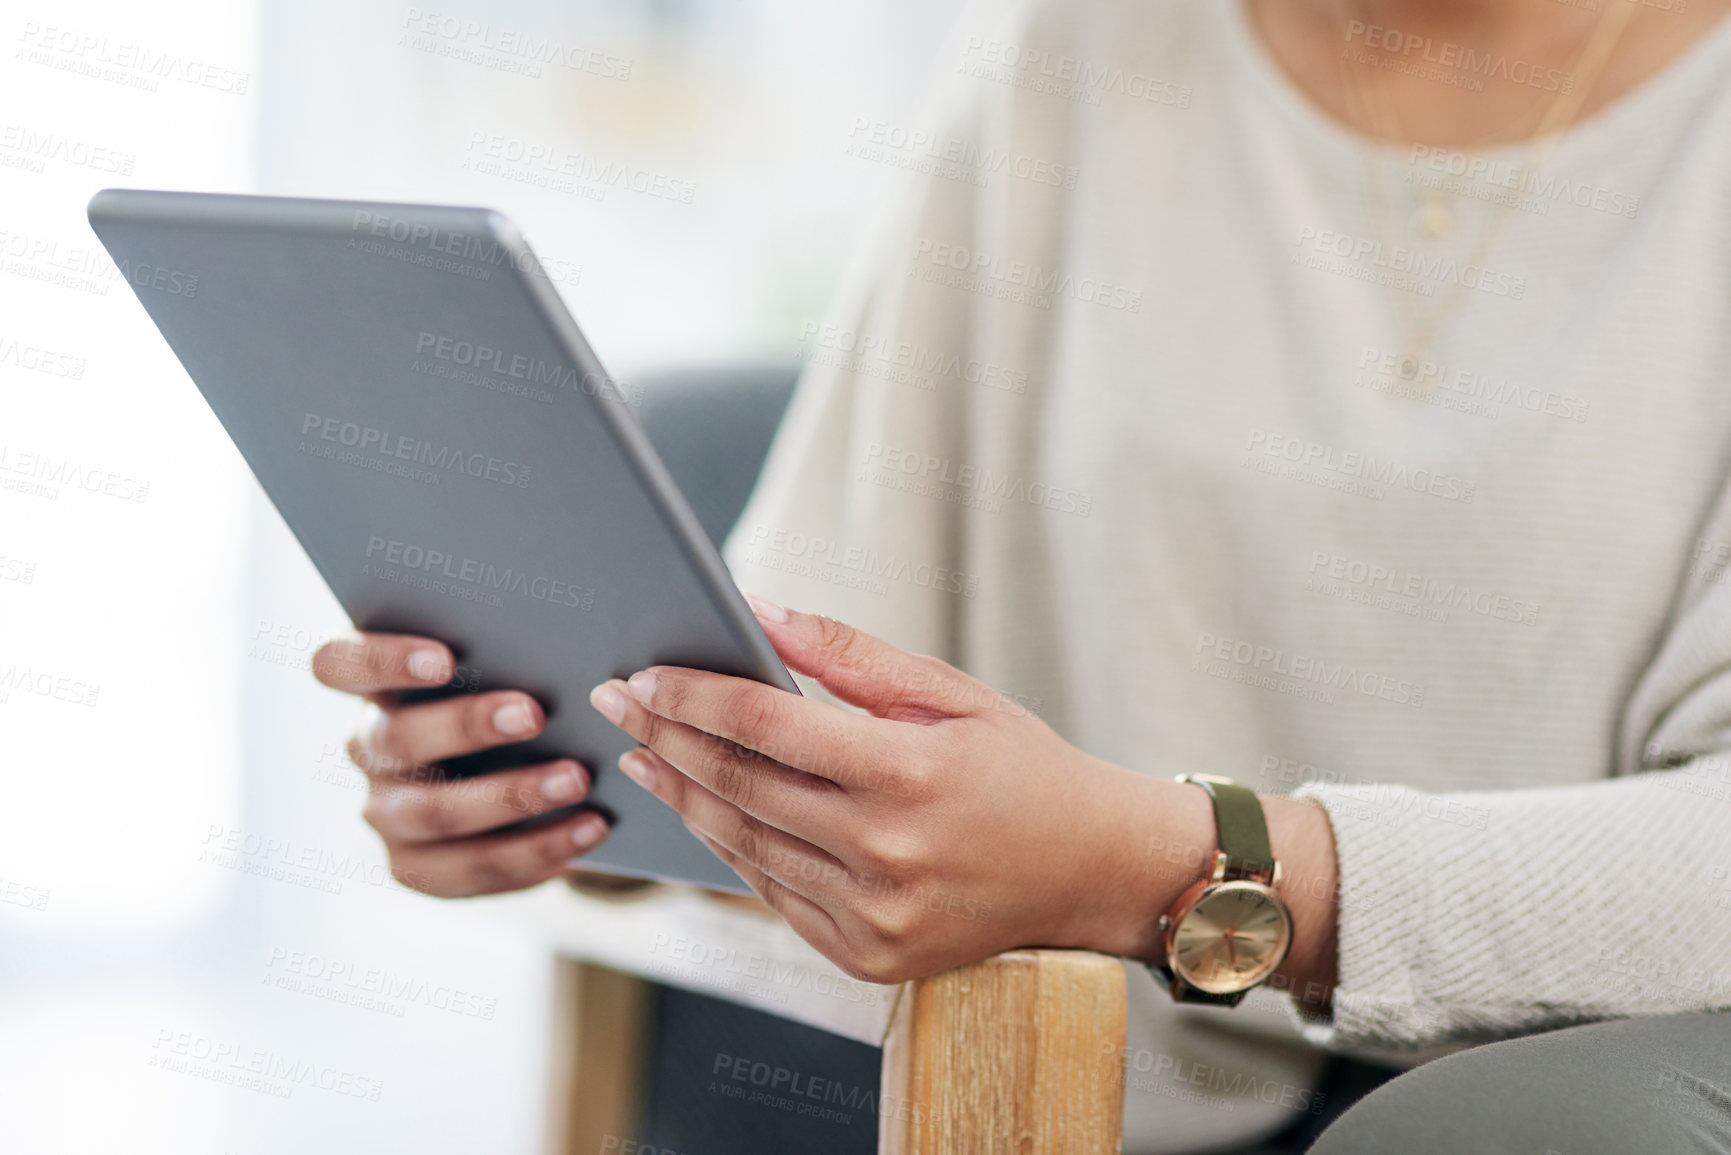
[88,189,798,894]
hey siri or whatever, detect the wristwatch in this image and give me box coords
[1151,774,1293,1006]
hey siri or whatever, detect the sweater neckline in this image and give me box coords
[1215,0,1731,167]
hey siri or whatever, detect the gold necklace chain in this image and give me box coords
[1334,0,1638,390]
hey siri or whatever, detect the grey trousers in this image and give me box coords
[1308,1012,1731,1154]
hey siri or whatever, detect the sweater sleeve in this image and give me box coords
[717,127,976,676]
[721,0,1070,680]
[1288,481,1731,1055]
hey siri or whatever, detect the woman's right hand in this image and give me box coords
[311,631,611,897]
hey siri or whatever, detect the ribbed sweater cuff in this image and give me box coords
[1282,782,1460,1055]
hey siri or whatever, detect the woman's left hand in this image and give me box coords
[587,594,1185,984]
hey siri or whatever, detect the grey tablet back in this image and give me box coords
[88,189,798,893]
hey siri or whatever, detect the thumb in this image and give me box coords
[744,593,1000,722]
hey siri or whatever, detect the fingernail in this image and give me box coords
[494,700,536,736]
[571,813,608,849]
[619,749,657,791]
[358,701,387,747]
[625,669,657,706]
[407,649,448,682]
[542,762,585,802]
[745,593,787,623]
[589,682,627,725]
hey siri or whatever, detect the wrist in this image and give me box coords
[1067,771,1339,1011]
[1261,794,1339,1007]
[1067,768,1215,960]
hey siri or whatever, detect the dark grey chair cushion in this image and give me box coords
[620,364,881,1154]
[633,364,801,550]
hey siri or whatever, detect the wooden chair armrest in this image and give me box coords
[546,959,654,1155]
[880,949,1127,1155]
[547,882,1124,1154]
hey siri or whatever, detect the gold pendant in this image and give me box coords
[1369,347,1435,401]
[1412,196,1453,241]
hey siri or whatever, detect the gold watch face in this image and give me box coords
[1169,880,1293,995]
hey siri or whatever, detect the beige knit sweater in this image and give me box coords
[722,1,1731,1148]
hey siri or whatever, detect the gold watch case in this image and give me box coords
[1159,853,1293,996]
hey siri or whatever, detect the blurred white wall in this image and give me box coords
[0,1,967,1151]
[256,0,971,376]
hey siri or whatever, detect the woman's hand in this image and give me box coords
[587,595,1204,984]
[311,631,610,897]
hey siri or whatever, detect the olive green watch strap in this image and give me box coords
[1158,980,1248,1008]
[1178,774,1275,878]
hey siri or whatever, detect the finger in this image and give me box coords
[313,631,454,695]
[620,747,850,900]
[391,809,610,898]
[613,663,894,787]
[590,681,850,842]
[363,758,591,842]
[742,594,999,721]
[348,690,545,775]
[686,825,851,963]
